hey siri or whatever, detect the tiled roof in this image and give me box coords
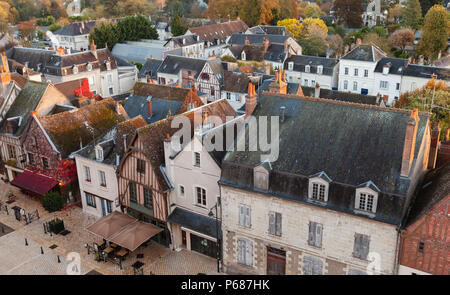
[10,72,27,89]
[123,95,184,124]
[38,98,126,158]
[188,20,248,43]
[228,33,290,45]
[53,78,87,101]
[341,44,386,62]
[403,64,450,80]
[138,59,163,79]
[247,25,291,36]
[167,35,202,47]
[54,21,97,36]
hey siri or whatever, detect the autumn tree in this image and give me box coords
[388,3,403,24]
[419,0,444,16]
[418,4,450,58]
[402,0,423,29]
[389,28,415,52]
[17,19,36,41]
[277,18,302,39]
[205,0,241,19]
[333,0,363,28]
[171,13,188,36]
[299,17,328,40]
[259,0,281,25]
[304,3,324,18]
[239,0,262,27]
[298,36,328,56]
[326,34,344,57]
[0,1,13,31]
[362,32,390,53]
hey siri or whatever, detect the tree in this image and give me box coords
[304,3,324,18]
[372,26,386,38]
[8,0,38,21]
[205,0,241,19]
[239,0,261,27]
[115,0,157,17]
[389,28,415,51]
[299,17,328,40]
[418,5,449,58]
[402,0,423,30]
[326,34,344,57]
[89,21,119,50]
[259,0,281,25]
[171,13,188,36]
[0,1,11,31]
[362,33,390,53]
[277,18,302,39]
[18,20,36,40]
[115,14,158,42]
[42,191,65,212]
[333,0,363,28]
[388,3,403,24]
[48,23,61,32]
[297,36,328,56]
[419,0,444,16]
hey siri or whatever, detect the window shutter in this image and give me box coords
[239,205,244,226]
[313,258,323,275]
[315,223,323,247]
[237,239,244,264]
[354,234,361,258]
[275,213,282,236]
[303,256,313,275]
[269,212,275,235]
[245,240,253,266]
[85,194,89,205]
[362,235,370,259]
[308,222,316,245]
[372,196,378,213]
[245,206,251,228]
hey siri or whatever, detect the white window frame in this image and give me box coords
[354,68,358,76]
[288,62,294,71]
[305,65,310,73]
[364,69,368,77]
[99,170,106,187]
[344,67,349,75]
[355,187,378,213]
[343,80,348,90]
[380,81,388,89]
[194,186,207,207]
[308,177,329,202]
[239,204,251,228]
[84,166,91,182]
[317,65,323,75]
[353,81,358,91]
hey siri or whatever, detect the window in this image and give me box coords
[106,201,112,213]
[84,166,91,182]
[95,147,103,161]
[344,67,349,75]
[317,65,323,74]
[196,187,206,206]
[239,204,251,228]
[380,81,388,89]
[86,193,96,208]
[353,68,358,76]
[42,157,49,169]
[303,256,323,275]
[268,211,282,236]
[311,80,315,87]
[241,51,246,61]
[109,87,114,95]
[226,92,231,100]
[353,233,370,260]
[288,62,293,70]
[304,79,308,86]
[28,153,34,165]
[179,185,185,197]
[129,181,137,203]
[137,159,145,174]
[194,152,201,167]
[358,193,375,212]
[308,222,323,247]
[364,69,368,77]
[396,83,400,90]
[313,183,325,201]
[237,238,253,266]
[353,81,358,91]
[143,188,153,210]
[107,74,112,83]
[87,63,92,71]
[7,144,16,159]
[343,80,348,90]
[418,242,424,253]
[305,65,310,73]
[99,171,106,187]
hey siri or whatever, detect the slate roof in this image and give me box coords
[158,55,207,78]
[6,47,55,72]
[374,57,408,75]
[430,55,450,68]
[228,33,290,46]
[187,20,248,43]
[111,43,165,64]
[300,86,380,105]
[138,59,162,79]
[264,43,287,63]
[116,116,147,159]
[166,35,202,47]
[167,207,222,238]
[9,72,27,89]
[54,21,97,36]
[73,128,118,166]
[247,25,291,36]
[133,82,204,108]
[220,93,430,225]
[0,81,49,137]
[134,99,237,191]
[38,98,126,158]
[403,64,450,80]
[123,95,184,124]
[341,44,386,62]
[284,55,338,76]
[222,70,250,93]
[405,162,450,227]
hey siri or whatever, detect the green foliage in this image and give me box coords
[387,23,401,34]
[418,5,449,58]
[333,24,346,38]
[171,13,188,36]
[37,30,44,40]
[48,23,61,32]
[297,36,328,56]
[239,0,261,27]
[333,0,364,28]
[42,191,66,213]
[221,55,237,63]
[89,22,119,50]
[36,15,55,26]
[372,26,386,38]
[402,0,423,30]
[130,62,143,70]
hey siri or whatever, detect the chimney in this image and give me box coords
[91,40,97,59]
[245,82,257,118]
[147,96,152,118]
[280,106,286,123]
[1,52,9,73]
[269,69,287,94]
[314,82,320,98]
[56,46,66,55]
[356,38,362,46]
[428,122,441,169]
[0,53,11,85]
[122,134,127,153]
[245,37,250,46]
[401,109,420,177]
[264,37,270,52]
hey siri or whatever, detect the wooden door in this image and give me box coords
[267,247,286,275]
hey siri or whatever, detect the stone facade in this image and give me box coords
[221,185,399,275]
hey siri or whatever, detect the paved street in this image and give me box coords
[0,180,220,275]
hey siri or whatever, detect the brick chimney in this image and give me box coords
[91,40,97,59]
[269,69,287,94]
[428,122,441,169]
[401,108,420,177]
[245,37,250,46]
[264,37,270,52]
[147,96,152,118]
[314,82,320,98]
[245,82,257,118]
[0,52,11,85]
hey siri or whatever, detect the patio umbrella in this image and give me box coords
[85,211,136,240]
[108,221,163,252]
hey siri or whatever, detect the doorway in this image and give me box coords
[267,247,286,275]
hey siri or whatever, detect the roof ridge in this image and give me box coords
[39,98,114,119]
[261,91,432,116]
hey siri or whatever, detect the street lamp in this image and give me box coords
[208,198,221,273]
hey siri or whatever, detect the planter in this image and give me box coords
[49,218,65,234]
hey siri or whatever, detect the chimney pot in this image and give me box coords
[280,106,286,123]
[147,96,152,118]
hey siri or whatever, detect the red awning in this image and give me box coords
[11,170,59,196]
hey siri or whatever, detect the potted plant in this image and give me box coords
[49,218,65,234]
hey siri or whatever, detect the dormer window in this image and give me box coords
[382,65,389,75]
[308,172,331,202]
[73,65,78,74]
[317,65,323,75]
[305,65,310,73]
[254,162,271,191]
[241,51,246,61]
[288,61,294,71]
[355,181,380,214]
[106,62,111,71]
[95,146,103,162]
